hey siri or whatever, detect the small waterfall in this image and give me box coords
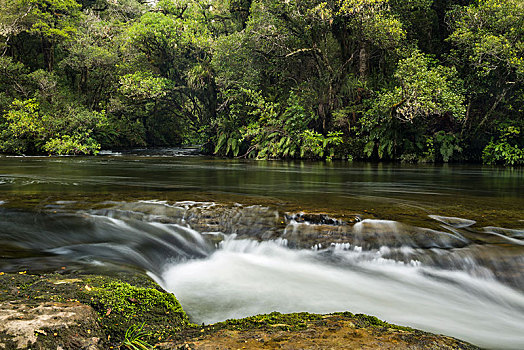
[0,205,214,275]
[158,237,524,349]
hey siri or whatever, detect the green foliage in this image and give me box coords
[371,51,465,122]
[58,10,120,102]
[434,131,462,162]
[119,72,174,100]
[127,8,211,77]
[338,0,406,48]
[214,88,342,159]
[0,57,29,109]
[0,98,48,153]
[448,0,524,79]
[117,2,215,146]
[24,0,81,40]
[212,89,249,157]
[212,31,259,90]
[0,0,521,164]
[359,117,402,160]
[0,98,106,155]
[108,116,147,148]
[240,90,313,159]
[43,133,100,155]
[358,51,465,161]
[301,130,343,160]
[448,0,524,133]
[482,124,524,165]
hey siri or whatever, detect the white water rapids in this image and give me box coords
[159,237,524,349]
[2,198,523,349]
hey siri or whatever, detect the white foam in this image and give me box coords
[159,239,524,349]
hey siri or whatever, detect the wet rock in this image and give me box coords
[91,200,186,222]
[483,227,524,245]
[428,215,476,228]
[184,204,282,240]
[352,220,469,249]
[87,201,474,252]
[282,222,352,249]
[285,213,350,226]
[100,201,284,241]
[161,312,480,350]
[278,218,470,251]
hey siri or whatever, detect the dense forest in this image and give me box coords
[0,0,522,164]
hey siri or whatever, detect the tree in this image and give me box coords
[362,51,465,160]
[1,0,82,71]
[448,0,524,131]
[338,0,405,78]
[119,0,215,145]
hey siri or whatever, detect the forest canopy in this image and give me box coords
[0,0,522,164]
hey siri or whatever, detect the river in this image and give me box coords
[0,151,523,349]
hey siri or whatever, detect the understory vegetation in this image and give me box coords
[0,0,522,164]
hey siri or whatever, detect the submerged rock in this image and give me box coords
[285,212,351,226]
[352,219,469,249]
[483,226,524,245]
[428,215,476,228]
[287,219,471,251]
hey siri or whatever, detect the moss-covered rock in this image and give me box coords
[167,312,481,350]
[0,272,190,348]
[86,278,190,342]
[217,312,323,332]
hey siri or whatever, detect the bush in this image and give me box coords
[43,133,100,155]
[0,99,106,155]
[482,124,524,165]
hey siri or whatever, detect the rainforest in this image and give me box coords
[0,0,522,164]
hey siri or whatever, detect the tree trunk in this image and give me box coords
[42,37,54,71]
[81,68,88,93]
[359,42,368,80]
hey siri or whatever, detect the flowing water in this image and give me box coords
[1,152,523,348]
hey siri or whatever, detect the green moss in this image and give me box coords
[0,273,50,304]
[328,312,417,332]
[350,313,415,332]
[215,312,323,332]
[197,311,418,337]
[0,272,191,346]
[86,279,190,342]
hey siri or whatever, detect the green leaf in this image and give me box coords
[215,134,227,154]
[364,141,375,157]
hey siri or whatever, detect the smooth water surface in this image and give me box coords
[0,155,522,223]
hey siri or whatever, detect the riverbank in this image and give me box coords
[0,271,479,349]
